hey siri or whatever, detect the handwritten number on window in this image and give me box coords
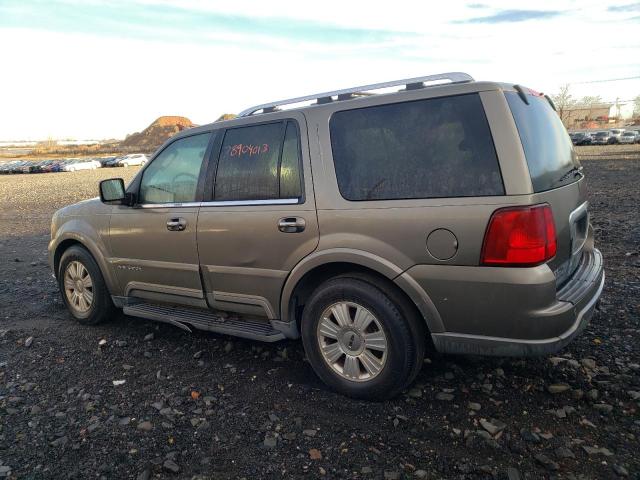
[230,144,270,157]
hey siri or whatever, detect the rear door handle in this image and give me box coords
[167,217,187,231]
[278,217,305,233]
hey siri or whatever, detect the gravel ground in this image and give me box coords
[0,161,639,480]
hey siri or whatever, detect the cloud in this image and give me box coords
[456,9,564,23]
[607,3,640,12]
[0,0,415,47]
[1,0,639,140]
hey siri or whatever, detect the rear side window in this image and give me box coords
[214,121,303,201]
[505,92,578,192]
[279,122,303,199]
[329,94,503,201]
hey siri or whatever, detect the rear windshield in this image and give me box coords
[505,92,579,192]
[329,93,504,201]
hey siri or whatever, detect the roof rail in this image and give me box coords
[238,72,474,117]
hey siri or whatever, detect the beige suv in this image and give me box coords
[49,73,604,399]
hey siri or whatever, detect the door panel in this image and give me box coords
[197,203,318,317]
[196,114,318,318]
[109,206,205,305]
[109,131,213,306]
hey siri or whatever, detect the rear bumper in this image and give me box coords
[409,248,604,356]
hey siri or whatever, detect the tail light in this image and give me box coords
[481,204,557,267]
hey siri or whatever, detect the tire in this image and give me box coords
[58,245,115,325]
[301,276,425,400]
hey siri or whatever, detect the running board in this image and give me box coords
[123,303,286,342]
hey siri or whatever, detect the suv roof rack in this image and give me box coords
[238,72,474,117]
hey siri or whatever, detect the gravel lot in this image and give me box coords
[1,161,639,479]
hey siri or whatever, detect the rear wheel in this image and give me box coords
[58,246,115,325]
[301,276,425,400]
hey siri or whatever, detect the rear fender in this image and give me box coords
[280,248,444,334]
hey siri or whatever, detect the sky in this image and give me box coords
[0,0,639,140]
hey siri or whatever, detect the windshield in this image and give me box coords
[505,91,579,192]
[595,132,608,137]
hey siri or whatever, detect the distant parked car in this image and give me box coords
[63,159,99,172]
[591,131,614,145]
[609,129,624,143]
[97,156,117,167]
[570,132,592,146]
[8,161,26,174]
[102,156,123,167]
[0,161,20,174]
[619,131,638,144]
[117,154,148,167]
[33,159,62,173]
[17,161,36,174]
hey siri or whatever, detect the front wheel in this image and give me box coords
[58,246,115,325]
[301,277,425,400]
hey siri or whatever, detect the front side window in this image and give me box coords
[214,121,303,201]
[139,132,211,204]
[329,94,503,201]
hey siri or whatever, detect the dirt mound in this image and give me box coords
[121,116,195,151]
[216,113,237,122]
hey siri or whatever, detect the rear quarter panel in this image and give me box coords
[299,83,587,337]
[304,84,540,272]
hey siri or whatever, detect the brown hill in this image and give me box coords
[121,116,195,151]
[216,113,237,122]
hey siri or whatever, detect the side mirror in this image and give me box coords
[99,178,127,204]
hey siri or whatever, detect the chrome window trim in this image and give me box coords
[138,198,301,209]
[138,202,202,209]
[202,198,301,207]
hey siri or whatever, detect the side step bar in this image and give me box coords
[123,303,286,342]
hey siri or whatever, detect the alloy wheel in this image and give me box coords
[317,301,388,382]
[64,261,94,314]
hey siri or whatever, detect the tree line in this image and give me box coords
[550,84,640,126]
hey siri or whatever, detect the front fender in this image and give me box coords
[48,215,120,295]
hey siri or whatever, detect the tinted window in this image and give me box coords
[214,121,303,201]
[139,132,211,204]
[279,122,303,199]
[505,92,578,192]
[329,94,503,201]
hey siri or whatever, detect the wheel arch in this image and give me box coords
[280,249,444,338]
[52,233,119,295]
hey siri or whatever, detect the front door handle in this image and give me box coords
[278,217,306,233]
[167,217,187,231]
